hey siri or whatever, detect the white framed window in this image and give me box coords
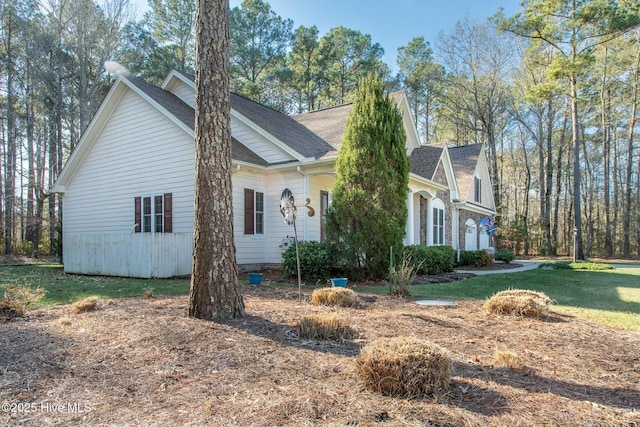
[244,188,265,235]
[135,193,172,233]
[255,191,264,234]
[432,198,445,245]
[474,176,482,203]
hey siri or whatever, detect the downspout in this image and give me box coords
[296,166,309,240]
[231,164,241,174]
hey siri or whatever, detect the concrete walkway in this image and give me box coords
[455,259,541,276]
[454,260,640,276]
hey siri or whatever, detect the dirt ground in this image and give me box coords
[1,277,639,427]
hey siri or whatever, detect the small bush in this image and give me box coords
[297,314,355,341]
[484,289,553,317]
[0,284,46,318]
[458,250,493,267]
[13,241,34,256]
[493,350,525,370]
[494,248,516,264]
[404,245,456,275]
[310,287,358,307]
[73,296,99,314]
[282,240,336,283]
[357,336,451,398]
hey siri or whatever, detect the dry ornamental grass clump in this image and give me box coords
[357,336,451,398]
[297,314,355,341]
[311,287,358,307]
[493,350,526,370]
[0,284,45,318]
[72,296,99,313]
[484,289,553,317]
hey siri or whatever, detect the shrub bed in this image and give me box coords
[403,245,455,275]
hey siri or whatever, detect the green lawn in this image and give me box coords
[2,263,639,330]
[0,263,190,308]
[361,267,640,330]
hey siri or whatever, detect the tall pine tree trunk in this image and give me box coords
[570,73,585,260]
[600,47,613,257]
[4,23,16,255]
[623,45,640,257]
[189,0,245,320]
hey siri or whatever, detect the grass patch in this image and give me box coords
[362,267,640,330]
[0,263,190,308]
[538,260,614,270]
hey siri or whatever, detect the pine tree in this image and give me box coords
[188,0,245,320]
[326,73,409,279]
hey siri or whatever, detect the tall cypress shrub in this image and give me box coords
[326,73,409,279]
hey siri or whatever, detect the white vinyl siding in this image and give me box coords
[167,80,195,108]
[230,117,295,164]
[62,89,195,236]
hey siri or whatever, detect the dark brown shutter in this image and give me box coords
[164,193,173,233]
[244,189,254,235]
[134,197,141,233]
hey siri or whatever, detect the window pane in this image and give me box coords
[154,195,164,233]
[255,192,264,234]
[143,197,151,232]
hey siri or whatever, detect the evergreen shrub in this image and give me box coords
[458,250,493,267]
[403,245,455,275]
[494,248,516,263]
[282,240,336,283]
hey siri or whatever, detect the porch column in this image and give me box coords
[405,191,414,245]
[426,197,432,245]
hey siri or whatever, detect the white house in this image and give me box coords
[51,70,496,278]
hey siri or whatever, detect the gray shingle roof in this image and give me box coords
[292,91,406,159]
[154,71,335,159]
[449,143,483,201]
[292,104,352,157]
[409,145,444,180]
[230,93,335,159]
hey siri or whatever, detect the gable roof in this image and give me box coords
[128,77,269,166]
[292,91,421,158]
[409,145,444,181]
[230,93,335,160]
[448,143,483,202]
[160,70,335,160]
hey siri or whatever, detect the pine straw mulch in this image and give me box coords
[1,285,639,427]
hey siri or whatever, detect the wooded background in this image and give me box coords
[1,0,639,258]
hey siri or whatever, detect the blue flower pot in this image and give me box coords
[248,273,262,285]
[330,278,348,288]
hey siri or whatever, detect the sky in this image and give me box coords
[131,0,524,72]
